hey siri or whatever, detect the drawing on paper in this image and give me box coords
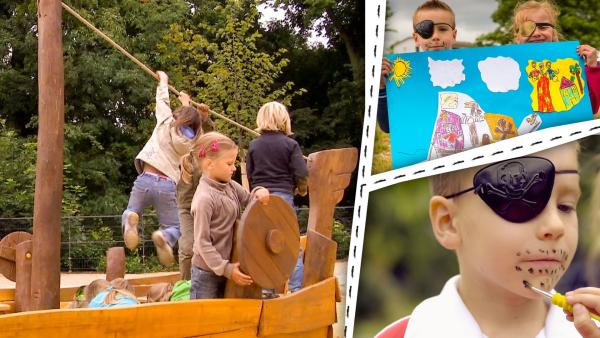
[429,92,493,160]
[385,41,592,169]
[526,58,585,112]
[388,57,412,87]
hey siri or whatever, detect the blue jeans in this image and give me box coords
[270,192,303,292]
[122,172,181,247]
[190,266,226,299]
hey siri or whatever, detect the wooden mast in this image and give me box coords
[31,0,64,310]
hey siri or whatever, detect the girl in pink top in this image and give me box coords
[512,0,600,116]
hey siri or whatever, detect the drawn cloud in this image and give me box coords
[478,56,521,92]
[428,57,466,89]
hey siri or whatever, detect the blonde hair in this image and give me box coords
[256,102,292,135]
[84,279,110,303]
[180,132,238,184]
[102,279,139,305]
[513,0,561,41]
[412,0,456,28]
[109,278,135,294]
[146,282,173,303]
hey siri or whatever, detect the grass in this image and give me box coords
[371,126,392,174]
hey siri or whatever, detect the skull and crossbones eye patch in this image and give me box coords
[444,157,578,223]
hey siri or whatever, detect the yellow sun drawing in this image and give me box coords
[388,57,412,87]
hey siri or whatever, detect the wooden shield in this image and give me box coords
[0,231,32,282]
[237,195,299,289]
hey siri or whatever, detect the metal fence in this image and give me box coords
[0,206,353,272]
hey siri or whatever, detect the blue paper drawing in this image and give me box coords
[385,41,592,169]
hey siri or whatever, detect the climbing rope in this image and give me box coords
[60,1,260,137]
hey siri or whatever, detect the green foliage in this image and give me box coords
[372,124,391,174]
[0,119,36,216]
[332,219,350,259]
[62,224,114,272]
[159,0,304,149]
[477,0,600,46]
[125,251,173,273]
[264,0,364,81]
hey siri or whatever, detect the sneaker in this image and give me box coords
[152,230,175,266]
[123,211,139,250]
[261,289,279,299]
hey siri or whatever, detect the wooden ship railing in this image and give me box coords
[0,148,357,337]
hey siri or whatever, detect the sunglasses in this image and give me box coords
[414,20,455,39]
[518,20,555,39]
[444,157,578,223]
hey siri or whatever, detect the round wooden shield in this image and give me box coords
[237,195,300,289]
[0,231,32,282]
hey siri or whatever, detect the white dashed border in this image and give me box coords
[344,2,600,337]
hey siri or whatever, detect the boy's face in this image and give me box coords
[452,144,579,299]
[412,9,457,51]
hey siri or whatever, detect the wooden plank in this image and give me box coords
[15,240,32,312]
[2,273,181,303]
[258,277,336,336]
[306,148,357,238]
[0,289,15,301]
[261,327,328,338]
[31,0,65,310]
[0,302,12,312]
[0,299,262,338]
[0,301,15,313]
[126,272,180,285]
[302,230,337,288]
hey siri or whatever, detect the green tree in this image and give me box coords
[263,0,364,82]
[477,0,600,46]
[159,0,303,149]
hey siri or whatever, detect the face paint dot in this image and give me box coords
[528,268,534,274]
[526,250,531,254]
[522,280,529,288]
[538,269,542,273]
[515,266,522,271]
[517,252,521,256]
[540,282,545,288]
[552,249,556,253]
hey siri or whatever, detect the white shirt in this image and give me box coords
[405,275,580,338]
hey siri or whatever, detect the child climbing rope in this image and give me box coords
[122,71,213,266]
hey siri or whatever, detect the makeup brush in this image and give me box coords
[523,281,600,321]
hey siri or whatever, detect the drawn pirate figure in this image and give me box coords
[462,101,484,146]
[536,62,554,112]
[528,60,540,81]
[545,61,559,82]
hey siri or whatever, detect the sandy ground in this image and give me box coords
[0,261,348,337]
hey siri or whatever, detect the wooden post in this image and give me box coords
[31,0,64,310]
[106,247,126,281]
[15,240,33,312]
